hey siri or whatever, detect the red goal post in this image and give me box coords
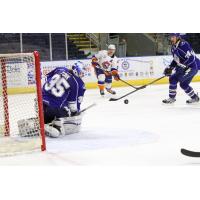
[0,51,46,155]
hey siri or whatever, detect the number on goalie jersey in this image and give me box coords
[42,64,86,124]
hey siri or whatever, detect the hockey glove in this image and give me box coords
[71,111,80,117]
[91,57,98,67]
[164,67,172,76]
[111,70,120,81]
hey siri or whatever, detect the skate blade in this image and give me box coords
[162,102,176,106]
[186,101,200,106]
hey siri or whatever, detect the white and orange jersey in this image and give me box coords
[92,50,118,72]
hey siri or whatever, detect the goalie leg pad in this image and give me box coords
[53,114,83,135]
[45,124,61,138]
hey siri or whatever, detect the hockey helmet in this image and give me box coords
[72,61,85,77]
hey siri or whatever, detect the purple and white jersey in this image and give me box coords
[42,67,86,112]
[170,40,200,70]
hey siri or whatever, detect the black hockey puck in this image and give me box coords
[124,99,129,104]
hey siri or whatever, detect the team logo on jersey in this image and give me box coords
[102,61,111,69]
[121,60,130,70]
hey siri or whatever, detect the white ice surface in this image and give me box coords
[1,83,200,165]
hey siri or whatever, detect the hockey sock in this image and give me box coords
[169,84,177,98]
[184,86,197,99]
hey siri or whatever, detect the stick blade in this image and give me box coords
[109,97,119,101]
[181,148,200,157]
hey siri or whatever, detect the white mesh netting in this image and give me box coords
[0,53,45,156]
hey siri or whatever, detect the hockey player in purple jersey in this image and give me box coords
[42,61,86,137]
[163,33,200,104]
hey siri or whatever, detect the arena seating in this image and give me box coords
[0,33,87,61]
[0,33,200,60]
[147,33,200,55]
[0,33,20,54]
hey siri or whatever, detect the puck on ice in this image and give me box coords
[124,99,129,104]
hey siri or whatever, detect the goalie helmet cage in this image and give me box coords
[0,51,46,156]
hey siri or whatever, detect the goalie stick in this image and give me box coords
[48,103,96,125]
[80,103,97,113]
[109,75,166,101]
[53,103,96,122]
[181,148,200,157]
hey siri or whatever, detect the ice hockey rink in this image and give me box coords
[1,82,200,166]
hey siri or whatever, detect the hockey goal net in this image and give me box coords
[0,51,46,156]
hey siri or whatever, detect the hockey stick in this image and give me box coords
[109,75,166,101]
[181,148,200,157]
[80,103,97,113]
[100,67,138,89]
[119,78,138,89]
[50,103,97,125]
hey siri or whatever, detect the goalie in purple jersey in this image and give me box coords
[163,33,200,104]
[42,61,86,137]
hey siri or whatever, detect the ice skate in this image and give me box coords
[162,98,176,104]
[100,90,105,96]
[186,94,199,104]
[106,88,116,95]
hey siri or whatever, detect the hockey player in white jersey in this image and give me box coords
[91,44,120,96]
